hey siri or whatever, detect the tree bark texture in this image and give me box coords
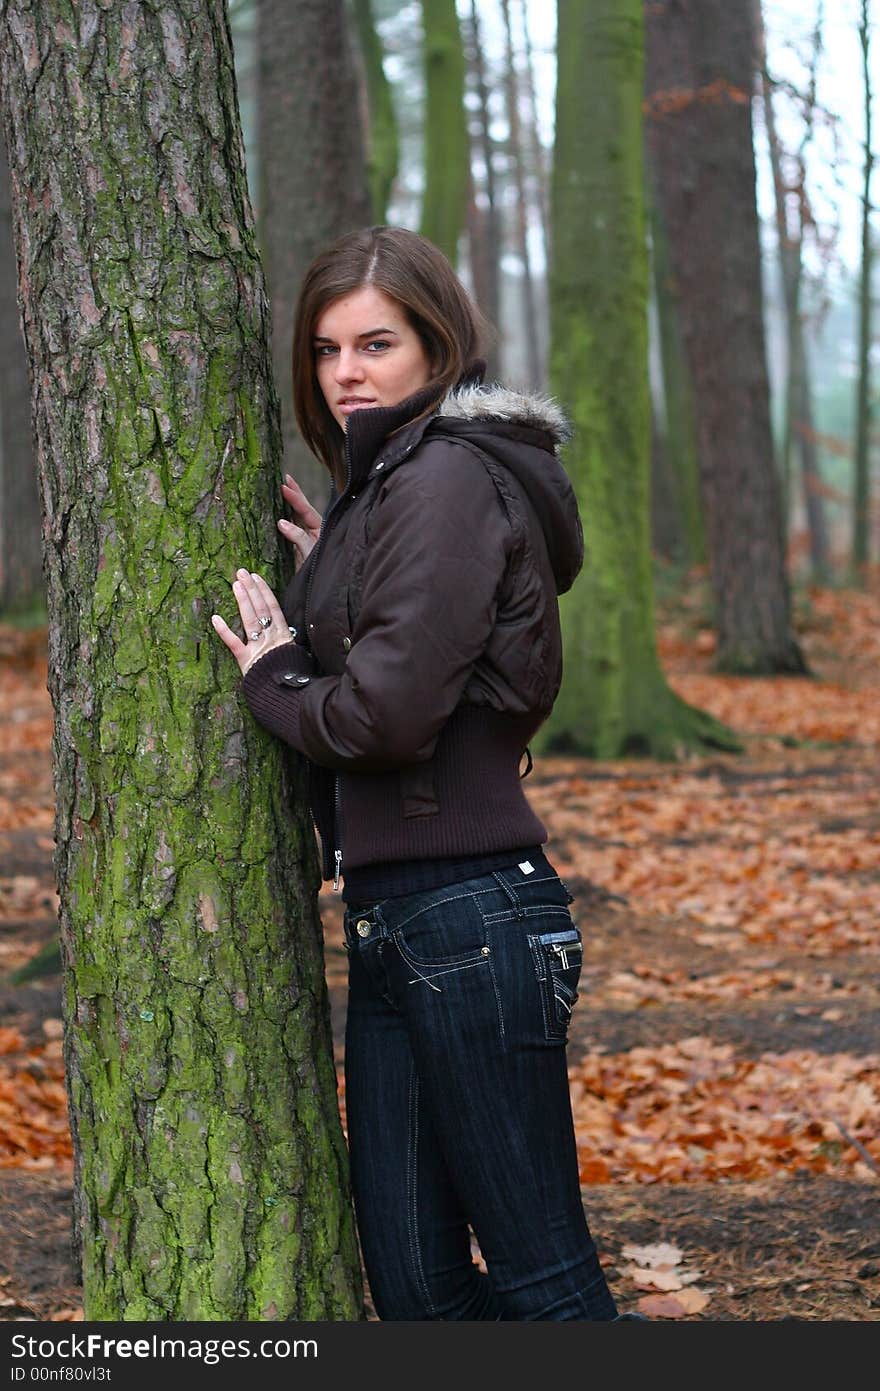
[0,0,363,1320]
[648,175,705,567]
[0,128,41,611]
[852,0,873,574]
[644,0,806,673]
[257,0,372,504]
[543,0,737,759]
[420,0,468,266]
[352,0,399,223]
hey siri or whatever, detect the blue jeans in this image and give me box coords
[341,854,619,1320]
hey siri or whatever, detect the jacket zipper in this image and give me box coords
[332,773,343,892]
[303,423,425,893]
[305,442,354,894]
[303,454,352,633]
[550,941,580,968]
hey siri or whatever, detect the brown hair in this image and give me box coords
[291,225,493,490]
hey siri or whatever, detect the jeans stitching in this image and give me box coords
[357,874,563,936]
[526,933,553,1039]
[526,933,583,1042]
[347,872,563,928]
[392,927,489,971]
[490,870,522,914]
[481,905,573,925]
[407,1064,437,1316]
[402,956,489,985]
[553,988,574,1015]
[390,885,498,933]
[487,949,506,1045]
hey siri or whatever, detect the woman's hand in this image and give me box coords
[278,473,321,571]
[211,569,295,677]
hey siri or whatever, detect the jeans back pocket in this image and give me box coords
[527,925,583,1042]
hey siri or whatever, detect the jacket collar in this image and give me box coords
[340,381,441,489]
[339,360,488,491]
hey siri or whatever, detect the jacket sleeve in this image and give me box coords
[241,440,512,772]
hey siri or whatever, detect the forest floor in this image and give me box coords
[0,576,878,1321]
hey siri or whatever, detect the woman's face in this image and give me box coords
[313,285,433,431]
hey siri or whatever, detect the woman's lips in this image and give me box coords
[338,398,377,415]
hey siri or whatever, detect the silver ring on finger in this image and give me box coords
[250,629,262,641]
[258,614,272,628]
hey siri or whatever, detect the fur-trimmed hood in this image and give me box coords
[437,382,573,449]
[430,381,583,594]
[340,373,584,593]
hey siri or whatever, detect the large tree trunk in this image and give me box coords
[645,0,806,673]
[0,132,41,613]
[648,175,705,567]
[352,0,399,223]
[0,0,363,1320]
[257,0,372,505]
[420,0,468,266]
[852,0,873,576]
[542,0,737,759]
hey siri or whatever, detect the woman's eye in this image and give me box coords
[315,345,337,357]
[366,340,391,352]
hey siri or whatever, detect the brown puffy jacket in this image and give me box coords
[242,374,583,887]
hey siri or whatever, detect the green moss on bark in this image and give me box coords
[419,0,468,265]
[0,0,363,1319]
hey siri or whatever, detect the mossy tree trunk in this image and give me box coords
[352,0,399,223]
[419,0,468,267]
[0,133,41,614]
[257,0,372,505]
[644,0,806,673]
[542,0,737,759]
[0,0,363,1320]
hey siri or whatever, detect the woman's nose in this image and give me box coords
[334,348,365,382]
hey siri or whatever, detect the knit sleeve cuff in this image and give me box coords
[241,641,316,750]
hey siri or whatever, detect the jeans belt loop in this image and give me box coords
[491,869,525,919]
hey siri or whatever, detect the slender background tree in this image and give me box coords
[500,0,542,387]
[464,0,502,379]
[757,0,829,582]
[852,0,874,578]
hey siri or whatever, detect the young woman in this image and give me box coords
[211,225,626,1321]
